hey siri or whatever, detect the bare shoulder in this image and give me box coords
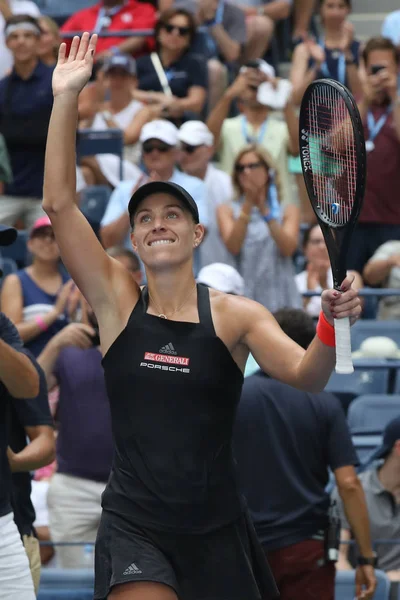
[209,289,276,342]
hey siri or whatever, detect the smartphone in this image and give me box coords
[371,64,386,75]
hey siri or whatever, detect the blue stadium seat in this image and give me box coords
[352,433,382,464]
[80,185,111,226]
[351,320,400,351]
[77,129,124,181]
[348,395,400,434]
[393,371,400,394]
[324,367,390,413]
[0,230,28,267]
[0,257,18,277]
[335,569,390,600]
[37,0,95,19]
[38,568,94,600]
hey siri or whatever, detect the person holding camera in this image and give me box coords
[347,36,400,275]
[36,290,113,568]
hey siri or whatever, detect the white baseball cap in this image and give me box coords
[178,121,214,147]
[197,263,245,296]
[140,119,179,146]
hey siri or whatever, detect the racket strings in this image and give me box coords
[306,85,357,226]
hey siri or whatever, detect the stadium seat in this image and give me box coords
[324,367,390,413]
[38,568,94,600]
[0,230,28,267]
[77,129,124,181]
[393,371,400,394]
[335,569,390,600]
[351,320,400,351]
[348,395,400,434]
[351,433,382,464]
[80,185,112,226]
[0,257,18,277]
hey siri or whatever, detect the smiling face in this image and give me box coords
[130,193,204,272]
[28,226,60,264]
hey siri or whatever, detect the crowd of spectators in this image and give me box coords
[1,0,400,597]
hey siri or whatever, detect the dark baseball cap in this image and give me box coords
[103,53,136,76]
[0,224,17,246]
[128,181,200,224]
[369,416,400,462]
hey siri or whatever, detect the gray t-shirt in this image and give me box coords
[332,466,400,572]
[368,241,400,320]
[174,0,246,47]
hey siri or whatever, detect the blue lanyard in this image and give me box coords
[367,106,392,142]
[318,38,346,85]
[241,116,268,144]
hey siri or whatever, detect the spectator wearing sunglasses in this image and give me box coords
[100,119,208,259]
[217,145,301,312]
[61,0,156,60]
[178,121,235,269]
[134,9,207,124]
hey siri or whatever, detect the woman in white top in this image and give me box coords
[296,224,363,317]
[79,54,158,188]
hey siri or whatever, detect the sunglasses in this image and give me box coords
[180,143,202,154]
[235,161,264,174]
[142,141,172,154]
[163,23,191,36]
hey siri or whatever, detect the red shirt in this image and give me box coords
[61,0,156,57]
[361,105,400,225]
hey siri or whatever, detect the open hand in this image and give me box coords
[321,274,361,326]
[53,32,98,97]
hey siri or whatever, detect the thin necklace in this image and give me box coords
[148,284,197,319]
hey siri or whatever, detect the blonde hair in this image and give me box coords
[39,16,61,57]
[232,144,282,202]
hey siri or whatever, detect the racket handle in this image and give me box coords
[334,317,354,374]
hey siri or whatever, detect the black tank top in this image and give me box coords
[101,284,245,533]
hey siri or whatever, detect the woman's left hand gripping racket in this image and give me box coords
[299,79,366,374]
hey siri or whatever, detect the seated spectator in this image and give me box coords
[363,240,400,320]
[0,0,40,78]
[9,357,55,593]
[382,9,400,49]
[37,16,60,67]
[134,8,207,124]
[348,37,400,275]
[207,61,298,209]
[217,144,301,311]
[231,0,290,63]
[290,0,361,105]
[178,120,235,268]
[333,416,400,582]
[37,292,114,568]
[61,0,156,60]
[296,224,363,318]
[100,119,208,251]
[0,15,52,227]
[79,54,155,188]
[1,217,71,357]
[159,0,246,110]
[106,246,143,285]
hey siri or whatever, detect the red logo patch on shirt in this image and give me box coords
[144,352,190,366]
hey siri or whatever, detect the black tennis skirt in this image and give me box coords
[94,509,279,600]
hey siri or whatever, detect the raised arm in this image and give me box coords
[42,33,138,313]
[241,274,361,391]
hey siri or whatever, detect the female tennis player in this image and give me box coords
[43,34,361,600]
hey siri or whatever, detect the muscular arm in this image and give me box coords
[8,425,55,472]
[42,34,138,316]
[0,341,39,398]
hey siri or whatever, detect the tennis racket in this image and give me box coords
[299,79,366,374]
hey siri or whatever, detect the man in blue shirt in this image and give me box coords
[233,308,376,600]
[100,119,208,273]
[0,15,53,227]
